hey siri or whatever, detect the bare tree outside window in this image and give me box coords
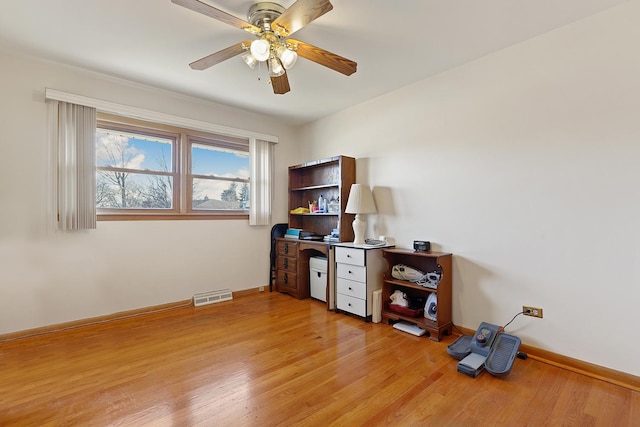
[95,114,251,218]
[96,128,174,209]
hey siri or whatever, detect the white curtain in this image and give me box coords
[249,138,274,226]
[47,100,97,231]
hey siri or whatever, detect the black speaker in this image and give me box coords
[413,240,431,252]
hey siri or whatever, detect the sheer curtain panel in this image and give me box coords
[249,138,274,226]
[47,100,97,231]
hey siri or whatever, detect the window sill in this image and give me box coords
[98,213,249,221]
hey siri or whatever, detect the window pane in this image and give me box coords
[192,178,249,210]
[191,143,248,177]
[97,171,173,209]
[97,129,173,172]
[95,113,256,218]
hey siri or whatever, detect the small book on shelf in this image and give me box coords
[284,228,301,239]
[300,235,324,241]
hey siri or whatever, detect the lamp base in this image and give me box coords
[352,214,366,245]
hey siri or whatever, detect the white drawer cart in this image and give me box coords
[334,243,390,321]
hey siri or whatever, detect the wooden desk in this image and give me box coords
[275,238,334,304]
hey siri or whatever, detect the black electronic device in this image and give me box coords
[413,240,431,252]
[452,322,521,378]
[470,322,500,357]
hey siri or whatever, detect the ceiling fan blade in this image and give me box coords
[271,72,291,94]
[172,0,261,34]
[288,39,357,76]
[272,0,333,37]
[189,41,251,70]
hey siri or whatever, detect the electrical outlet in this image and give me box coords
[523,306,543,318]
[259,286,265,292]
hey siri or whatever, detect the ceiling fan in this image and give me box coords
[171,0,357,94]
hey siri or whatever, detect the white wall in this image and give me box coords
[0,50,295,334]
[298,1,640,375]
[2,2,638,378]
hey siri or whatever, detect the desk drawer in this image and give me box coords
[276,256,296,272]
[276,270,297,291]
[337,294,366,317]
[336,277,366,299]
[335,247,365,266]
[336,263,366,283]
[277,240,298,256]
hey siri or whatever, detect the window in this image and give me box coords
[189,135,250,212]
[96,114,250,220]
[96,125,178,211]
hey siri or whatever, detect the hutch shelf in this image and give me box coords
[275,155,356,300]
[287,155,355,242]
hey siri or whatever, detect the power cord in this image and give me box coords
[452,310,525,337]
[502,310,529,360]
[503,310,526,330]
[452,324,466,336]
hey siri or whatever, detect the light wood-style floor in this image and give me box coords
[1,291,638,426]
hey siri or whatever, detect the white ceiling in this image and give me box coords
[0,0,629,126]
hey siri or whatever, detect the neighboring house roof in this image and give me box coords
[193,199,241,209]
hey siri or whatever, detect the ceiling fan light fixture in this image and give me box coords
[276,45,298,69]
[173,0,357,95]
[268,55,285,77]
[250,39,271,61]
[242,52,258,69]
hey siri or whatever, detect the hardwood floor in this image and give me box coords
[1,292,638,426]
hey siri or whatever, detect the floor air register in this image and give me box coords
[447,322,522,378]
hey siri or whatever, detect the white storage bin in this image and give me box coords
[309,256,328,302]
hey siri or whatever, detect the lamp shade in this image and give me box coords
[242,52,258,69]
[276,45,298,69]
[345,184,377,214]
[250,39,270,61]
[268,55,285,77]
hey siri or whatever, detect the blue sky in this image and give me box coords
[191,143,248,177]
[96,130,249,202]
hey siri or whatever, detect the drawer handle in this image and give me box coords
[348,303,352,307]
[348,270,353,274]
[284,273,288,284]
[348,287,353,291]
[284,258,288,268]
[284,244,289,254]
[347,254,351,258]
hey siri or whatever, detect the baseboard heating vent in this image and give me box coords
[193,289,233,307]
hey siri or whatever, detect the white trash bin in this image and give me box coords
[309,256,328,302]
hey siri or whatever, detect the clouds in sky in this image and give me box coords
[96,134,145,170]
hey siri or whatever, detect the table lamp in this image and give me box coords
[345,184,377,245]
